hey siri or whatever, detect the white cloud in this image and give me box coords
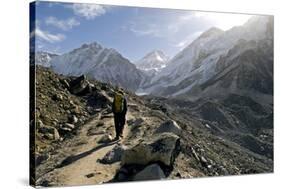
[191,11,252,30]
[31,27,65,43]
[124,20,165,38]
[70,4,106,20]
[124,12,196,38]
[45,16,80,31]
[129,24,161,37]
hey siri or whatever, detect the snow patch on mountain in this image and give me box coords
[35,52,58,67]
[50,42,145,92]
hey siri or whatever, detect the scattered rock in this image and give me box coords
[175,172,182,178]
[36,119,44,128]
[129,118,144,127]
[69,115,78,124]
[154,120,182,136]
[205,124,211,129]
[52,94,63,101]
[96,122,104,127]
[121,133,180,167]
[88,83,96,93]
[199,156,209,168]
[133,164,166,181]
[64,123,75,130]
[85,173,95,178]
[60,79,70,89]
[59,123,76,134]
[219,166,229,175]
[87,128,106,136]
[98,134,113,143]
[100,114,113,120]
[38,126,60,141]
[36,154,50,166]
[99,145,126,164]
[191,147,200,162]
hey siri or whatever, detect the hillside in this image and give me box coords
[33,66,273,187]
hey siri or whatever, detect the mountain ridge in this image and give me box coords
[49,42,146,92]
[138,15,273,99]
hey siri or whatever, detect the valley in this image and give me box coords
[31,15,273,187]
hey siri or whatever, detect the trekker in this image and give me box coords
[112,89,127,140]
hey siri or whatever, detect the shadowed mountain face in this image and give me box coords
[139,16,273,100]
[157,37,273,101]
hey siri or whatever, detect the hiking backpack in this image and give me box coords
[114,92,124,113]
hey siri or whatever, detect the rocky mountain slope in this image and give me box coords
[139,16,273,98]
[33,16,273,100]
[32,66,273,187]
[50,42,145,92]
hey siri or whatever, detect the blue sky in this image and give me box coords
[31,1,253,62]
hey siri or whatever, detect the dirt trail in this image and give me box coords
[40,110,134,186]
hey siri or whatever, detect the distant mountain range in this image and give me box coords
[138,16,273,101]
[34,15,273,101]
[49,42,145,92]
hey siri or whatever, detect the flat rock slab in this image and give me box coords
[121,133,180,167]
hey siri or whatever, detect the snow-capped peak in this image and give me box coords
[34,51,58,67]
[49,41,145,92]
[135,50,169,72]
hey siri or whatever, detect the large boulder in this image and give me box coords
[99,144,126,164]
[121,133,180,167]
[154,120,182,136]
[133,164,166,181]
[70,75,89,95]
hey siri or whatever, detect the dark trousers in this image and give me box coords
[114,113,126,138]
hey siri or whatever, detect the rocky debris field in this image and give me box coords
[32,66,273,187]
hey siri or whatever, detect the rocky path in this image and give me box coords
[37,101,204,187]
[38,109,135,186]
